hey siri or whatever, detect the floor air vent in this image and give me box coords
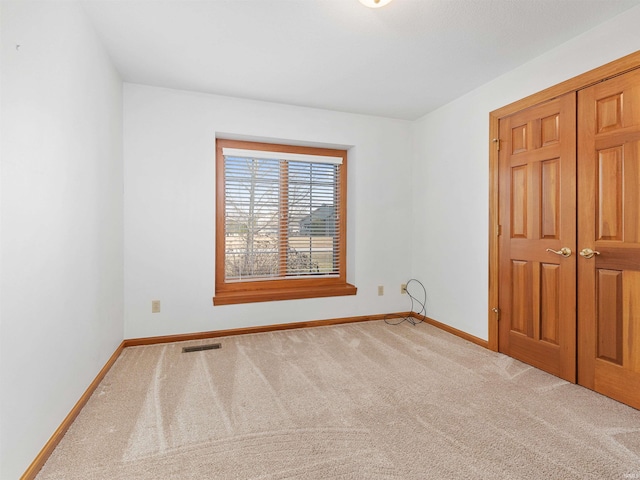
[182,343,221,353]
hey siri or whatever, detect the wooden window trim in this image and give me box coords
[214,139,356,306]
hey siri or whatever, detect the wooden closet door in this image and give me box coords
[498,93,577,382]
[577,68,640,409]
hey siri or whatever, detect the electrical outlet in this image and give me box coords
[401,283,407,294]
[151,300,161,313]
[377,285,384,296]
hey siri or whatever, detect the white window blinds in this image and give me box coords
[223,150,341,282]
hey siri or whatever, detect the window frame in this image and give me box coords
[214,138,357,306]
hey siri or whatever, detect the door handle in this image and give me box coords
[579,248,600,259]
[546,247,572,258]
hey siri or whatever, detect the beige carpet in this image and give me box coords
[36,321,640,479]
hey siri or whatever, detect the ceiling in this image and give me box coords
[81,0,640,120]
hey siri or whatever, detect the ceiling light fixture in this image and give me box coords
[358,0,394,8]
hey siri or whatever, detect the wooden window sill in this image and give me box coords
[213,283,357,306]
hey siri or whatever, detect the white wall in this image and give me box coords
[0,2,4,473]
[0,3,124,478]
[123,84,413,339]
[411,5,640,340]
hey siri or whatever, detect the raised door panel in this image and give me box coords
[540,159,559,239]
[511,166,528,239]
[541,114,560,146]
[597,147,623,241]
[511,260,532,336]
[596,269,622,364]
[540,263,560,345]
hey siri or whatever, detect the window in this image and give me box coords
[214,139,357,305]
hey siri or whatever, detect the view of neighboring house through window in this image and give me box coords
[214,139,356,305]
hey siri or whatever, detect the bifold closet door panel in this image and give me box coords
[577,68,640,410]
[498,93,577,382]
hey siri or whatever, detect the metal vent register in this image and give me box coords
[182,343,222,353]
